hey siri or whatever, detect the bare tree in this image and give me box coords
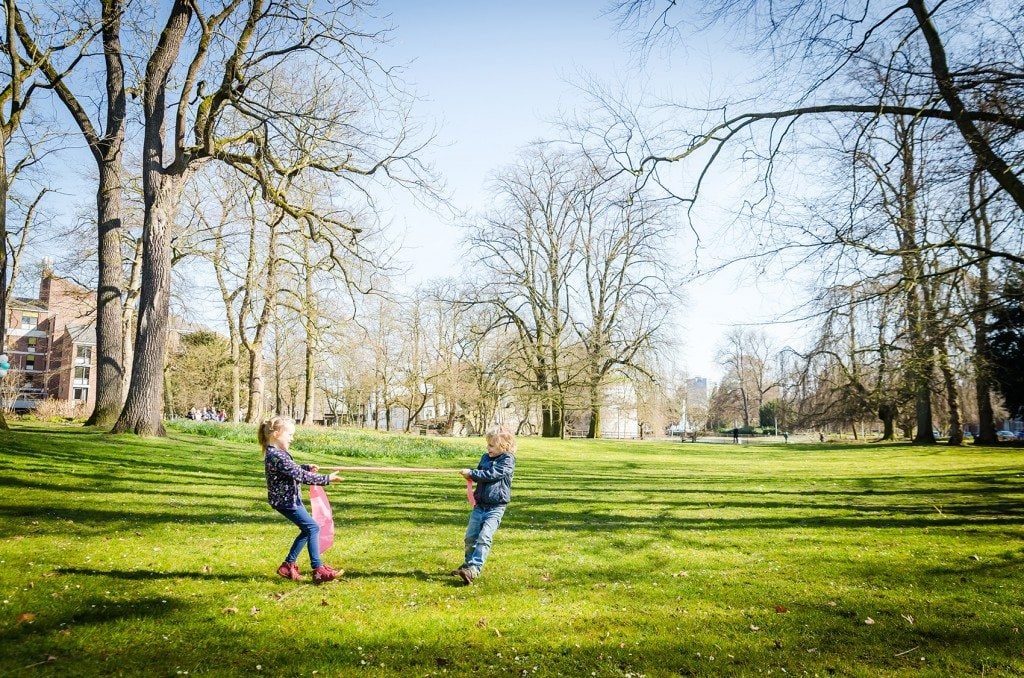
[572,170,678,437]
[714,328,779,429]
[466,146,591,437]
[110,1,431,435]
[14,1,133,427]
[612,1,1024,227]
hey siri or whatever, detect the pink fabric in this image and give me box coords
[466,478,476,507]
[309,485,335,552]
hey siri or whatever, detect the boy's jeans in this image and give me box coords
[464,504,506,574]
[276,503,322,568]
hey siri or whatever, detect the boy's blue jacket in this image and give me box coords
[469,452,515,507]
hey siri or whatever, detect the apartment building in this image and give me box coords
[3,270,96,412]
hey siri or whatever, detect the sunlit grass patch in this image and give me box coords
[1,423,1022,676]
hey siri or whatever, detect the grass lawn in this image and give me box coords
[1,422,1022,677]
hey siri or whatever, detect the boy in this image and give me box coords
[455,425,516,585]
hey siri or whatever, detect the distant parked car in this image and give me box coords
[996,430,1017,441]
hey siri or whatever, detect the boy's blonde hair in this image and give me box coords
[259,415,295,450]
[485,425,516,454]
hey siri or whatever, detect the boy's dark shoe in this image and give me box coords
[457,567,477,585]
[277,562,301,581]
[450,565,468,576]
[313,565,340,584]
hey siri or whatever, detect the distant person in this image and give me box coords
[454,425,517,585]
[783,431,789,443]
[819,432,825,443]
[732,427,740,444]
[261,415,341,584]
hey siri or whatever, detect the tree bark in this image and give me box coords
[0,125,9,431]
[85,117,128,427]
[587,378,601,438]
[112,0,192,435]
[878,402,897,441]
[113,176,185,435]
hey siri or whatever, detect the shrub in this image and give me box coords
[32,398,88,421]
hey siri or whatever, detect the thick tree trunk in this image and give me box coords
[246,348,264,423]
[113,177,184,435]
[302,342,314,424]
[86,164,127,426]
[878,402,897,441]
[974,356,997,444]
[587,379,601,439]
[912,378,935,444]
[937,349,962,446]
[970,174,999,445]
[229,336,240,422]
[0,138,9,431]
[112,0,192,435]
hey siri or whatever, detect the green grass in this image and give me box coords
[1,422,1022,676]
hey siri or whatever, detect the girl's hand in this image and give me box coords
[328,472,342,483]
[309,465,319,473]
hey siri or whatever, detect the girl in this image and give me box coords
[261,416,341,584]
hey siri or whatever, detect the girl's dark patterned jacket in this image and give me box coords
[264,445,331,509]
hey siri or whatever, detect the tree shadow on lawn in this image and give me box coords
[57,565,461,586]
[3,608,1021,677]
[0,595,185,643]
[2,497,1021,543]
[56,566,257,582]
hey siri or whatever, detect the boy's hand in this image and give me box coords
[328,472,342,483]
[460,469,473,479]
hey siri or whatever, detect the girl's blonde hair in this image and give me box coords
[485,425,516,454]
[259,415,295,451]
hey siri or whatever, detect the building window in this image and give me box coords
[76,345,92,364]
[25,354,36,371]
[74,365,90,386]
[20,311,38,329]
[27,336,37,352]
[73,387,89,401]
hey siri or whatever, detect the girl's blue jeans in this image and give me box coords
[464,504,506,574]
[275,502,322,568]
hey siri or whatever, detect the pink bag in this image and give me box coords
[309,485,334,552]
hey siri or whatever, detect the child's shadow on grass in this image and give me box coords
[343,569,467,587]
[57,566,255,581]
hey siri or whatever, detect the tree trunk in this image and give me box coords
[937,347,962,446]
[112,0,192,435]
[113,177,184,435]
[969,171,998,445]
[86,163,128,426]
[120,238,142,403]
[246,347,264,423]
[587,378,601,438]
[878,402,897,441]
[301,341,314,424]
[0,130,9,431]
[230,335,240,422]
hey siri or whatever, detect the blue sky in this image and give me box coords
[379,1,799,380]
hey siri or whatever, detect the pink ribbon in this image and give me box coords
[466,478,476,507]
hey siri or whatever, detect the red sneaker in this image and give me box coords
[313,565,339,584]
[276,562,301,581]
